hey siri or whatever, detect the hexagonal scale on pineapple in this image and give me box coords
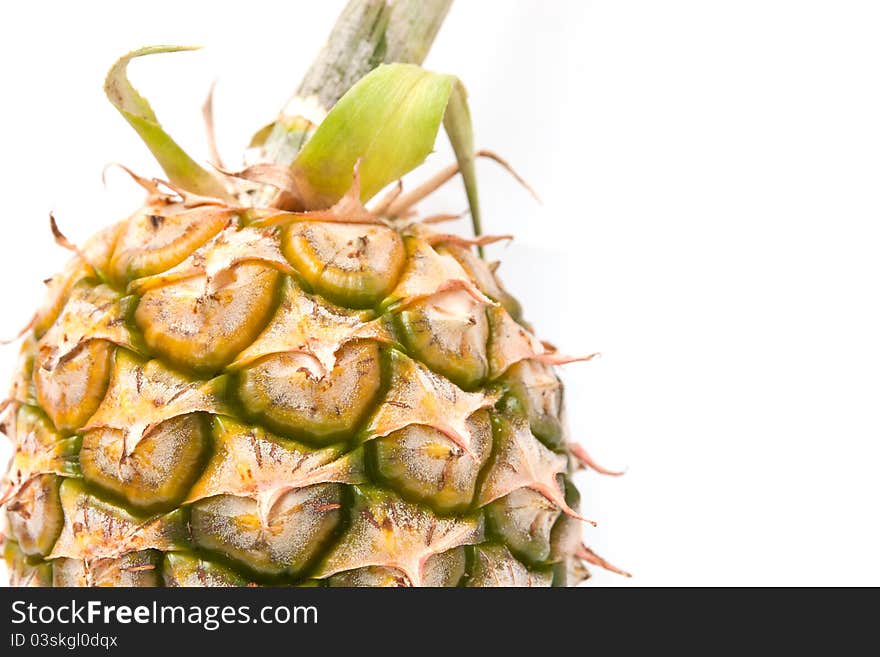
[3,540,53,587]
[395,289,489,390]
[13,405,60,448]
[189,484,344,577]
[421,545,468,587]
[4,336,37,408]
[33,282,142,432]
[549,511,593,587]
[33,340,113,433]
[33,261,92,340]
[327,547,466,587]
[52,550,162,587]
[478,414,591,523]
[186,417,364,515]
[550,512,583,564]
[371,410,492,514]
[108,205,233,282]
[48,479,187,561]
[3,406,81,502]
[163,552,249,587]
[33,221,124,338]
[436,241,523,320]
[503,360,565,447]
[550,472,630,580]
[229,276,391,377]
[466,544,552,587]
[326,566,410,587]
[551,557,591,587]
[487,305,596,380]
[80,350,231,461]
[486,487,561,564]
[35,282,141,372]
[134,262,282,373]
[5,473,64,556]
[548,478,583,565]
[381,237,495,312]
[281,222,405,308]
[236,341,381,444]
[366,349,498,457]
[314,486,484,587]
[80,413,209,511]
[129,224,296,295]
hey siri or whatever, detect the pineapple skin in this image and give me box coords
[1,190,602,587]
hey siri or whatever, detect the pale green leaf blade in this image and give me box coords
[443,80,482,240]
[104,46,227,198]
[291,63,457,209]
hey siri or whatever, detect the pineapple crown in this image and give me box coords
[103,47,491,241]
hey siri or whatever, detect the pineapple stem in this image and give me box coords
[258,0,486,255]
[295,0,452,112]
[263,0,453,166]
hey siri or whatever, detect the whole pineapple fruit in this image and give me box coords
[1,2,624,588]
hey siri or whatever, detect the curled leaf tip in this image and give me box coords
[577,544,632,578]
[48,213,107,283]
[49,212,77,253]
[201,79,224,169]
[0,315,35,346]
[475,149,542,204]
[569,443,626,477]
[422,232,513,248]
[420,212,466,225]
[104,46,227,199]
[102,162,165,198]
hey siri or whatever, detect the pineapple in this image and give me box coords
[0,6,625,588]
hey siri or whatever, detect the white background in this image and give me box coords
[2,0,879,586]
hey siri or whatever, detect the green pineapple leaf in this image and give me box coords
[441,81,481,238]
[104,46,228,199]
[292,63,481,234]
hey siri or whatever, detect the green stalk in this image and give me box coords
[256,0,485,251]
[262,0,453,166]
